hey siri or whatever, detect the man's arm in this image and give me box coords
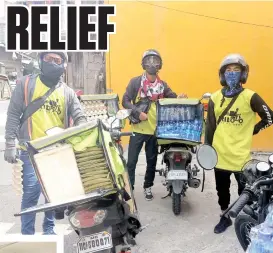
[163,82,177,98]
[68,90,87,126]
[250,93,273,135]
[205,99,217,145]
[5,78,25,142]
[122,78,142,119]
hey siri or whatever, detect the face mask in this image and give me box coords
[224,71,241,89]
[41,61,65,82]
[146,66,158,75]
[143,55,161,76]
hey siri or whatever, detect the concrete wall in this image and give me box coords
[106,1,273,151]
[68,52,105,94]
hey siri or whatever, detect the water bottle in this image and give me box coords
[249,227,273,253]
[157,122,162,136]
[159,122,164,137]
[193,130,199,142]
[160,108,164,121]
[181,107,185,121]
[184,123,190,140]
[170,107,174,120]
[265,209,273,228]
[172,121,177,136]
[164,122,170,137]
[171,122,177,138]
[264,238,273,252]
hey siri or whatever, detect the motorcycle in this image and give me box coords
[14,109,144,253]
[222,154,273,251]
[155,93,217,215]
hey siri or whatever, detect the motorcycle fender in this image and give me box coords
[172,180,184,194]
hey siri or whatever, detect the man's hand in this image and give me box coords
[4,139,18,164]
[177,93,188,98]
[139,112,148,121]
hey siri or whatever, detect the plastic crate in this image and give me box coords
[79,94,122,129]
[156,98,204,145]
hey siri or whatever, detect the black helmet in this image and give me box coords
[38,51,68,68]
[219,53,249,86]
[141,49,162,74]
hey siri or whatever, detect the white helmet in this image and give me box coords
[219,53,249,86]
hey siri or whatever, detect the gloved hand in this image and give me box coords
[4,139,18,164]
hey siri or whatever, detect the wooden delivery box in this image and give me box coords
[24,121,136,213]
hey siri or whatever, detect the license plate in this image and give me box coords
[77,231,113,253]
[167,170,188,180]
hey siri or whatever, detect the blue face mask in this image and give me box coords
[224,71,241,89]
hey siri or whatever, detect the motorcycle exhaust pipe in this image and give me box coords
[188,178,200,188]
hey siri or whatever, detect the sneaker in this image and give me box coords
[43,229,56,235]
[144,187,154,201]
[214,216,232,234]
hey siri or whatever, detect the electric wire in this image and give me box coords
[136,0,273,29]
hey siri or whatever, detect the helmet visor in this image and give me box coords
[143,55,161,68]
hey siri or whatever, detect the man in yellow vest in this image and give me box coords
[122,49,187,201]
[4,52,87,235]
[205,53,273,234]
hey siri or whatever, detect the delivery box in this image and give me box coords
[156,98,205,146]
[23,120,136,213]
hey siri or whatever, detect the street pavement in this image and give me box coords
[0,99,269,253]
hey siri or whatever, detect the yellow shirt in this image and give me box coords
[211,89,256,171]
[31,76,65,140]
[131,100,157,135]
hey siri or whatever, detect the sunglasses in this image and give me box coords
[43,54,63,65]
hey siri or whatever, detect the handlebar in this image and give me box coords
[229,192,252,218]
[253,178,273,188]
[119,132,134,137]
[228,177,273,218]
[110,130,134,139]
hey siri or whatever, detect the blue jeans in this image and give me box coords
[20,151,55,235]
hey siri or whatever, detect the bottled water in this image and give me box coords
[160,108,165,121]
[264,239,273,252]
[193,130,200,142]
[248,222,273,253]
[189,130,195,141]
[157,122,162,136]
[265,209,273,228]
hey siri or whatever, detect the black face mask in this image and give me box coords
[146,66,158,75]
[40,61,65,87]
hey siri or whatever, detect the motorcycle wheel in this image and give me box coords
[234,213,258,251]
[172,193,181,215]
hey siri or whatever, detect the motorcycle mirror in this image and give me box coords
[196,144,218,170]
[201,93,212,100]
[115,109,132,120]
[256,161,271,173]
[268,154,273,167]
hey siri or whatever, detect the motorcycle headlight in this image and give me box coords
[241,159,261,185]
